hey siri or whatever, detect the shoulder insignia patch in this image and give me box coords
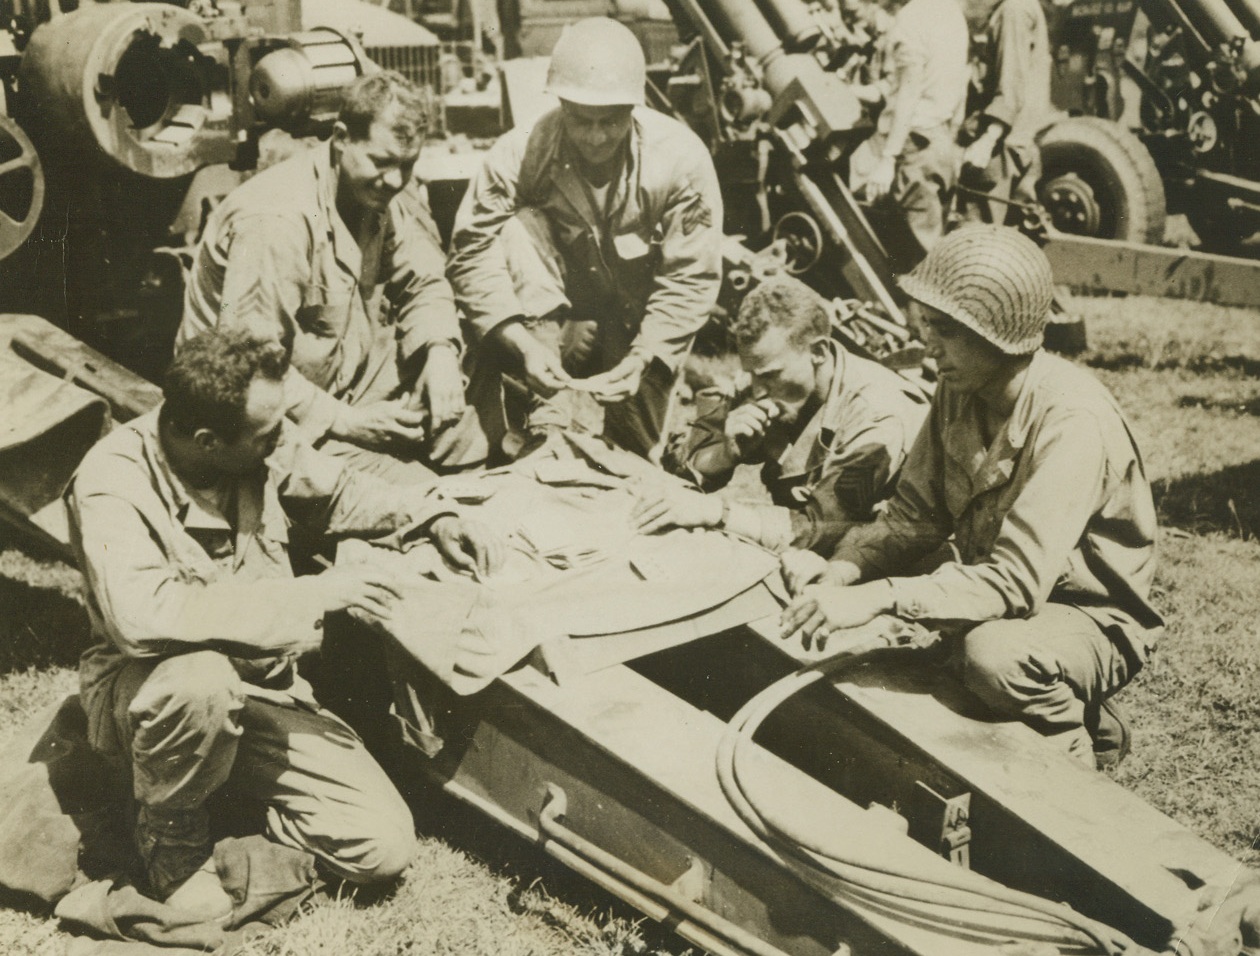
[681,193,713,236]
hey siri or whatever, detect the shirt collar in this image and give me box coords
[139,407,257,535]
[942,349,1049,495]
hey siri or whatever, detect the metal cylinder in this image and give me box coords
[703,0,786,64]
[753,0,823,51]
[18,3,225,178]
[1221,0,1260,39]
[250,29,363,136]
[1149,0,1260,90]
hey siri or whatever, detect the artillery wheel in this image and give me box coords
[1037,116,1166,245]
[0,114,43,261]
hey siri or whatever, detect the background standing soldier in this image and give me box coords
[958,0,1055,224]
[180,71,486,484]
[848,0,971,274]
[638,278,927,555]
[448,16,723,460]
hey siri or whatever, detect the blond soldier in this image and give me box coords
[181,72,486,483]
[637,278,927,555]
[781,225,1163,769]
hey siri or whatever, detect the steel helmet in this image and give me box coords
[546,17,646,107]
[898,224,1054,355]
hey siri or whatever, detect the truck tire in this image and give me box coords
[1037,117,1166,245]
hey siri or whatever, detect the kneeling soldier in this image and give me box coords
[781,225,1163,769]
[67,330,501,917]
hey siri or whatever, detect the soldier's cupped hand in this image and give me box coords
[415,344,467,432]
[724,398,780,450]
[581,352,649,405]
[332,399,428,451]
[319,565,408,622]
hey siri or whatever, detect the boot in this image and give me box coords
[135,805,232,922]
[1092,697,1132,771]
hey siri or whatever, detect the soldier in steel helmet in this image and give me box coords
[780,224,1163,770]
[448,16,723,460]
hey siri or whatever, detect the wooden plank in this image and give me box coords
[1,313,160,422]
[746,620,1239,941]
[1044,233,1260,309]
[425,654,1057,956]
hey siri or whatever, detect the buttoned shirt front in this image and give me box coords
[447,106,723,373]
[179,145,459,441]
[673,342,928,552]
[834,350,1163,662]
[67,409,452,749]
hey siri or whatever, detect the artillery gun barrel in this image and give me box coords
[751,0,823,52]
[1222,0,1260,42]
[1145,0,1260,89]
[686,0,861,134]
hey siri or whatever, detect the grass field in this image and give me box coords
[3,291,1260,953]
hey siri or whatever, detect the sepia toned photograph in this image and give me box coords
[1,0,1259,953]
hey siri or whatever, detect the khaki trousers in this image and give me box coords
[85,650,415,884]
[955,603,1134,739]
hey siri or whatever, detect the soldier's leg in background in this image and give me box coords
[228,696,416,885]
[957,604,1132,764]
[889,133,954,273]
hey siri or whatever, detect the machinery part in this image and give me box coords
[1038,117,1167,245]
[0,115,43,261]
[1043,232,1260,308]
[19,3,230,178]
[1143,0,1260,91]
[770,210,823,274]
[250,29,364,135]
[751,0,822,52]
[537,785,796,956]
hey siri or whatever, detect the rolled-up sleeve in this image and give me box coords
[983,1,1037,131]
[270,429,455,538]
[447,129,531,340]
[889,410,1108,623]
[632,142,723,371]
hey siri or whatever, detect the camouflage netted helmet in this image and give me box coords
[898,224,1054,355]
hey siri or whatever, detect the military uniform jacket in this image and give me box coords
[447,106,723,373]
[672,342,928,553]
[66,410,452,753]
[179,146,460,441]
[835,350,1164,663]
